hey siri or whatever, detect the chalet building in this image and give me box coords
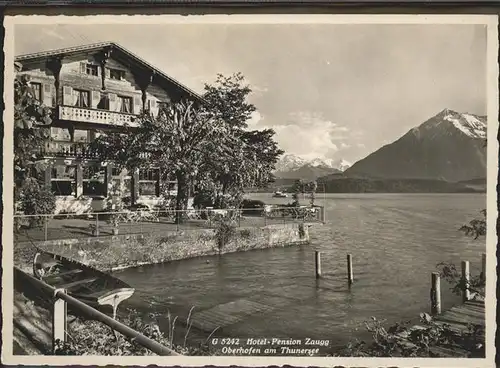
[15,42,202,213]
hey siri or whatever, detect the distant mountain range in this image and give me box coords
[269,109,486,193]
[273,154,351,181]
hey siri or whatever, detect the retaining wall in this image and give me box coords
[16,223,311,273]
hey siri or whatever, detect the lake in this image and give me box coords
[115,193,486,350]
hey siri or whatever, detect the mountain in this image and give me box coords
[332,158,352,172]
[343,109,487,182]
[274,154,307,173]
[274,154,351,181]
[276,164,342,181]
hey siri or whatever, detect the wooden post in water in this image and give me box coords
[430,272,441,315]
[347,254,353,285]
[315,251,322,279]
[461,260,470,302]
[481,253,486,283]
[52,289,67,353]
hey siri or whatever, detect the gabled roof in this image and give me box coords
[15,41,204,102]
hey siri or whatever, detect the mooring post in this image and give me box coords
[481,253,486,283]
[347,254,353,285]
[461,260,470,302]
[430,272,442,315]
[315,251,322,278]
[52,289,67,353]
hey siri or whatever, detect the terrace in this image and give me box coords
[14,206,324,243]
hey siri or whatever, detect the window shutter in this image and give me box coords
[80,62,86,74]
[105,68,110,78]
[91,90,100,108]
[43,83,53,107]
[133,95,142,114]
[108,93,117,111]
[62,86,73,105]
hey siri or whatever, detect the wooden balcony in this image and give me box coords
[43,141,102,159]
[57,105,139,127]
[42,141,151,160]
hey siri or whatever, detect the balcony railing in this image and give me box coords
[58,105,139,127]
[43,141,102,159]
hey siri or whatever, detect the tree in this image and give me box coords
[307,180,318,207]
[13,75,55,224]
[93,100,231,223]
[201,73,283,207]
[14,75,52,197]
[206,128,284,208]
[203,73,256,129]
[94,73,283,219]
[291,179,305,207]
[460,209,486,239]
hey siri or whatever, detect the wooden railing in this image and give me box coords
[58,105,139,127]
[14,266,179,356]
[43,141,102,159]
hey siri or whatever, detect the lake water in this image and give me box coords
[115,193,486,350]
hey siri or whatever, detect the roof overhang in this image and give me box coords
[15,42,206,103]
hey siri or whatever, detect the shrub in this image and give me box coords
[54,308,212,356]
[240,199,265,215]
[240,228,252,239]
[17,177,55,228]
[335,314,485,357]
[193,190,215,209]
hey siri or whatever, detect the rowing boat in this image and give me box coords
[33,251,135,319]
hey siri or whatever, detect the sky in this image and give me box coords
[14,22,487,164]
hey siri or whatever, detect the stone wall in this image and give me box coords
[24,223,310,272]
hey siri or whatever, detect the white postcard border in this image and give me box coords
[2,13,498,367]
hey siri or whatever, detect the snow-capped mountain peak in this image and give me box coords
[274,154,307,172]
[333,158,352,172]
[422,109,487,139]
[275,154,351,173]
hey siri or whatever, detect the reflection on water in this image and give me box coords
[115,193,485,346]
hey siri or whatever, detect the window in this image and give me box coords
[83,166,106,196]
[86,64,99,76]
[112,167,122,176]
[73,89,90,108]
[73,129,89,143]
[111,167,131,201]
[109,68,125,80]
[97,93,110,110]
[30,82,42,101]
[51,165,76,196]
[118,96,133,113]
[138,168,160,196]
[51,127,71,142]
